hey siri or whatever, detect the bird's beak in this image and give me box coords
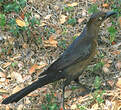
[105,11,117,18]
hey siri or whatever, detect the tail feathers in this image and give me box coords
[2,73,63,104]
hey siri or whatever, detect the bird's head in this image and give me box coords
[87,11,117,27]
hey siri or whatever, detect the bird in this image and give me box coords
[2,11,116,108]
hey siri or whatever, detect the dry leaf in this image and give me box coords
[107,80,114,87]
[29,63,46,74]
[116,61,121,70]
[36,63,47,69]
[118,17,121,28]
[44,14,52,20]
[78,18,85,24]
[67,2,78,7]
[0,72,6,78]
[60,15,67,24]
[29,64,38,74]
[12,85,23,94]
[102,66,110,73]
[65,90,72,98]
[44,34,58,47]
[16,19,26,27]
[74,33,80,37]
[40,21,46,26]
[9,54,21,61]
[116,77,121,88]
[0,78,6,82]
[113,100,121,110]
[104,63,110,68]
[8,37,15,44]
[2,62,11,68]
[92,103,99,109]
[0,88,8,93]
[102,3,109,8]
[54,5,59,10]
[71,104,77,109]
[5,105,10,110]
[23,43,28,49]
[91,0,97,2]
[24,97,31,104]
[11,71,23,83]
[56,29,62,35]
[17,104,24,110]
[111,50,121,55]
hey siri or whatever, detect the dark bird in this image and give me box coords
[2,11,116,108]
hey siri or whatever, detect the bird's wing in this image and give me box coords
[47,36,93,71]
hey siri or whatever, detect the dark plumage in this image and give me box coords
[2,11,116,109]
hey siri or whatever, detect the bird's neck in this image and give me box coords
[86,24,100,39]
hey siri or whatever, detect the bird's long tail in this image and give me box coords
[2,72,63,104]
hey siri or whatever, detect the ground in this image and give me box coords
[0,0,121,110]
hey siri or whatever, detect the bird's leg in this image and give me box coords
[74,77,91,96]
[62,79,71,110]
[62,83,65,110]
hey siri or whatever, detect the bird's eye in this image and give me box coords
[99,17,102,21]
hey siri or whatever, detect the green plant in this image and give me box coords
[72,35,78,40]
[3,0,27,13]
[108,26,117,42]
[93,61,104,71]
[77,105,87,110]
[61,27,67,35]
[88,4,99,14]
[58,40,67,49]
[67,18,76,25]
[0,13,6,29]
[11,62,18,68]
[64,6,74,12]
[41,93,59,110]
[92,76,105,104]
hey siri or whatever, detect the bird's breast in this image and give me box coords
[65,40,97,77]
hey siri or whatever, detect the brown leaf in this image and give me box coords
[40,21,46,26]
[0,72,6,78]
[2,62,11,68]
[78,18,85,24]
[102,3,109,8]
[113,100,121,110]
[17,104,24,110]
[107,80,115,87]
[9,54,21,61]
[29,63,47,74]
[44,34,58,47]
[116,77,121,89]
[0,88,8,93]
[12,85,23,94]
[16,19,26,27]
[91,0,97,2]
[22,43,28,49]
[44,14,52,20]
[11,71,23,83]
[116,61,121,70]
[104,63,110,68]
[111,50,121,55]
[118,17,121,28]
[29,64,38,74]
[59,15,68,24]
[67,2,78,7]
[102,66,110,73]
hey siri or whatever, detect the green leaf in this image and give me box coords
[64,6,74,12]
[108,26,117,42]
[0,14,6,27]
[88,4,99,14]
[67,18,76,25]
[94,76,101,89]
